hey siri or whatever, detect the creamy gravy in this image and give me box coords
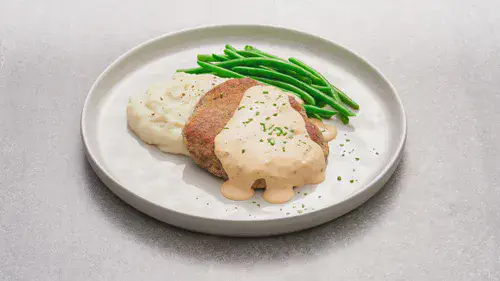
[310,118,338,142]
[214,86,326,204]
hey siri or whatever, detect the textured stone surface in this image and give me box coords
[1,0,499,280]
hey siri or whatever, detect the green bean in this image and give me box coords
[316,100,327,108]
[311,85,329,92]
[289,58,328,87]
[197,61,244,79]
[224,51,283,78]
[289,57,349,121]
[289,58,352,123]
[177,58,319,83]
[236,50,263,58]
[303,104,337,118]
[223,49,245,59]
[248,76,316,105]
[231,53,315,84]
[232,47,358,108]
[282,60,350,122]
[225,44,238,52]
[176,67,211,74]
[197,54,217,62]
[232,66,355,117]
[216,58,322,84]
[312,84,359,110]
[212,53,230,62]
[340,115,350,124]
[294,58,349,120]
[327,84,347,121]
[236,50,312,84]
[268,58,350,121]
[309,113,322,120]
[244,48,330,91]
[244,45,284,61]
[232,51,278,73]
[331,88,342,103]
[331,84,360,110]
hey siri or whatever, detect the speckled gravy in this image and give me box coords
[214,85,326,204]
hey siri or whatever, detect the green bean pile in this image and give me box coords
[177,45,359,124]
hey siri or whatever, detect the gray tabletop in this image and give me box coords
[1,1,500,280]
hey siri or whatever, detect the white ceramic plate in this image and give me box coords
[81,25,406,236]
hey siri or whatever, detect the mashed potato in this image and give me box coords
[127,73,228,155]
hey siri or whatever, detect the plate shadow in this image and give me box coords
[81,149,407,264]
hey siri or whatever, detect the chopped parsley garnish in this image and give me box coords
[273,113,278,117]
[337,176,342,181]
[340,144,344,147]
[220,92,224,98]
[260,139,264,142]
[260,123,266,131]
[282,146,286,152]
[255,111,260,116]
[242,149,246,154]
[301,204,305,208]
[238,106,245,110]
[223,127,229,130]
[273,103,277,106]
[263,91,269,94]
[275,127,284,136]
[290,129,295,133]
[355,157,360,161]
[350,179,354,183]
[242,118,254,125]
[265,117,271,120]
[267,138,276,146]
[346,139,351,142]
[250,107,253,110]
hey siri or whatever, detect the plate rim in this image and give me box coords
[81,24,407,228]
